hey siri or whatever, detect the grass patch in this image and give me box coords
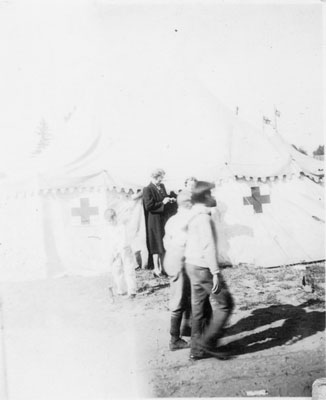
[223,263,325,310]
[135,262,325,312]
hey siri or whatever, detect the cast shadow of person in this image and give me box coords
[213,201,254,265]
[219,300,325,356]
[137,279,170,296]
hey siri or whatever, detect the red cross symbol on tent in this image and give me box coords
[243,187,271,214]
[71,198,99,224]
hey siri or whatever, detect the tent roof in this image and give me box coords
[0,80,323,193]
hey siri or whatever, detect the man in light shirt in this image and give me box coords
[185,181,234,360]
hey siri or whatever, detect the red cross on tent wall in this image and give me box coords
[71,198,99,224]
[243,187,271,213]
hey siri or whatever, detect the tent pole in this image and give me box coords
[0,293,9,400]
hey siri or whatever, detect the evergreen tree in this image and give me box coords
[313,145,324,156]
[31,119,52,156]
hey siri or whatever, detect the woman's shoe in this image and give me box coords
[169,338,190,351]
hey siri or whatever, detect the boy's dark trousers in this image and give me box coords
[169,268,191,339]
[185,264,234,350]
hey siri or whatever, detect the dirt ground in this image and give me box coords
[0,263,325,399]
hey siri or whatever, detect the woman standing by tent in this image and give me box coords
[143,168,176,277]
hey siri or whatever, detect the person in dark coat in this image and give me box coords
[143,168,176,277]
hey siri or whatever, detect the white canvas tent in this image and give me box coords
[0,165,147,282]
[74,98,324,268]
[0,1,324,279]
[0,103,324,281]
[214,176,324,267]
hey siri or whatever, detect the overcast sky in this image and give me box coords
[0,0,323,174]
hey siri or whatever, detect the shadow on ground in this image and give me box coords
[137,277,170,295]
[221,300,325,355]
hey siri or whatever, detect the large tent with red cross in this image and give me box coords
[63,97,324,269]
[0,0,324,280]
[208,122,324,267]
[0,151,147,282]
[0,102,324,282]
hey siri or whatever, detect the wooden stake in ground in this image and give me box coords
[0,294,9,400]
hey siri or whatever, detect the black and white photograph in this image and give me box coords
[0,0,324,398]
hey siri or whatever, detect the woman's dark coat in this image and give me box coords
[143,182,170,255]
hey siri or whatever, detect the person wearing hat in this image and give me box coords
[143,168,176,277]
[163,189,194,351]
[184,181,234,360]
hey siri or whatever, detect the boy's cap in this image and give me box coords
[177,190,192,206]
[192,181,215,196]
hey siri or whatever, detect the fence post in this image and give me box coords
[0,294,9,400]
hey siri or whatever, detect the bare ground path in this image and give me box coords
[0,264,324,399]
